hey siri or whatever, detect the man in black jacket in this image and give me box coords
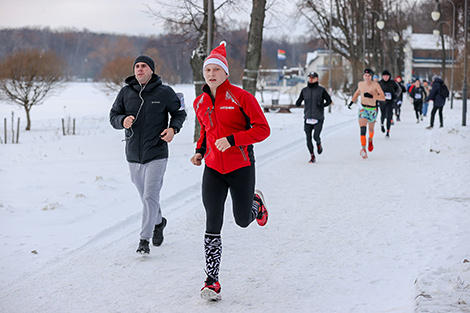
[378,70,402,138]
[295,72,332,163]
[110,55,187,254]
[425,75,447,128]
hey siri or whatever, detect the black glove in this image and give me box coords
[364,92,373,99]
[347,101,353,109]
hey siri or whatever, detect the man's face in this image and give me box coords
[415,80,421,87]
[308,76,318,83]
[364,73,372,81]
[423,81,428,87]
[383,75,390,81]
[134,62,153,84]
[204,64,228,90]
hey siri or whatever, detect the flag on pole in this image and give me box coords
[277,49,286,60]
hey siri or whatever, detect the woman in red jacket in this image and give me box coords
[190,42,270,301]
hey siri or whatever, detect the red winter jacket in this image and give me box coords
[194,79,270,174]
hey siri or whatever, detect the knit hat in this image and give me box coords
[364,68,374,75]
[382,70,391,76]
[133,55,155,73]
[307,71,318,78]
[203,42,229,75]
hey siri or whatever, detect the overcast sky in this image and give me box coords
[0,0,301,38]
[0,0,172,37]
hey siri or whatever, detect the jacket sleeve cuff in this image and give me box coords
[226,134,235,146]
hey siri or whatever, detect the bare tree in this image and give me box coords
[98,56,134,93]
[0,50,67,130]
[298,0,411,86]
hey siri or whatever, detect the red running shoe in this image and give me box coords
[368,138,374,152]
[201,278,221,301]
[254,190,268,226]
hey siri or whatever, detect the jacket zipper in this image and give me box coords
[239,146,248,161]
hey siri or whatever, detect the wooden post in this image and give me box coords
[4,118,6,144]
[16,117,20,143]
[11,112,14,144]
[73,118,76,135]
[61,118,65,136]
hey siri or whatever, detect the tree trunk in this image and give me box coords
[439,27,447,82]
[191,0,213,143]
[242,0,267,96]
[190,43,206,143]
[25,107,31,131]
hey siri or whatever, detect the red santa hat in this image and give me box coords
[203,41,229,75]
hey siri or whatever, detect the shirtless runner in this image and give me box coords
[348,68,385,159]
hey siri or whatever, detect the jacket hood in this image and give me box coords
[433,77,444,85]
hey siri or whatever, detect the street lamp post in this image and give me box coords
[363,9,385,70]
[431,0,455,109]
[328,0,333,113]
[463,0,468,126]
[433,22,453,91]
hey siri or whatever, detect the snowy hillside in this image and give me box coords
[1,82,469,312]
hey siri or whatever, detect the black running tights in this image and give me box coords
[304,120,324,155]
[202,165,256,234]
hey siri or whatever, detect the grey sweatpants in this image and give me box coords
[129,158,168,240]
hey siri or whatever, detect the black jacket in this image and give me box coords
[295,82,332,120]
[424,77,446,107]
[410,86,426,104]
[378,79,401,103]
[110,74,187,164]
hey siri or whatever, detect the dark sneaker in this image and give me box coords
[385,131,390,139]
[317,143,323,154]
[381,125,385,133]
[201,277,221,301]
[368,138,374,152]
[427,126,433,129]
[254,190,268,226]
[309,154,316,163]
[136,239,150,254]
[152,217,167,247]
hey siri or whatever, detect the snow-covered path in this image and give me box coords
[1,83,469,312]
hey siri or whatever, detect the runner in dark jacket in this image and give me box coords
[295,71,332,163]
[425,75,447,128]
[409,79,426,123]
[110,55,187,254]
[378,70,401,138]
[394,76,407,121]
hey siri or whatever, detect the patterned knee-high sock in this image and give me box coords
[252,198,260,220]
[204,233,222,282]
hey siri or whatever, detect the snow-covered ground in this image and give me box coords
[1,82,469,312]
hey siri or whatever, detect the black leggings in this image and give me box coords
[413,101,423,119]
[304,120,324,155]
[202,165,256,234]
[430,106,444,127]
[379,101,393,130]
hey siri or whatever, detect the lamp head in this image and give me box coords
[377,20,385,30]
